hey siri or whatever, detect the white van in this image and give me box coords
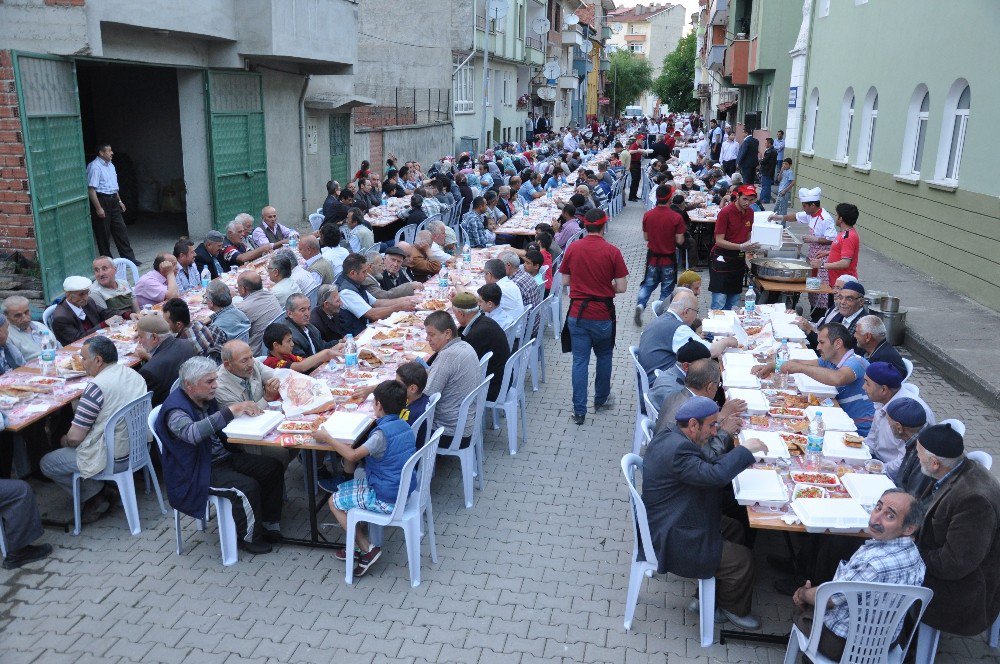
[623,105,643,118]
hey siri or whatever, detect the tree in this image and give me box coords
[607,51,652,117]
[651,32,698,113]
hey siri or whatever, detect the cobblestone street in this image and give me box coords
[1,202,998,663]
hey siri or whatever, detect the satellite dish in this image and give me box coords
[564,14,580,26]
[487,0,508,21]
[531,17,551,35]
[538,87,556,102]
[581,41,593,54]
[542,62,561,79]
[612,23,624,34]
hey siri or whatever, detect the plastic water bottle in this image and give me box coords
[40,331,58,376]
[547,188,553,200]
[381,193,388,206]
[438,266,449,289]
[776,339,790,389]
[807,412,825,453]
[344,334,358,378]
[743,284,756,314]
[462,243,471,263]
[200,266,211,290]
[289,232,299,250]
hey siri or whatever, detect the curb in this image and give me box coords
[903,329,1000,413]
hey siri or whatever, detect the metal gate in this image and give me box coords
[12,53,96,302]
[329,114,350,185]
[206,71,268,231]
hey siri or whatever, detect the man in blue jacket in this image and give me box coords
[155,356,284,555]
[641,397,765,628]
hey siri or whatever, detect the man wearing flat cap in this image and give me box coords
[51,276,116,346]
[887,398,933,495]
[796,280,869,349]
[862,361,935,477]
[643,396,766,629]
[194,231,227,280]
[452,292,509,401]
[769,187,835,313]
[647,339,713,411]
[135,313,196,406]
[915,422,1000,638]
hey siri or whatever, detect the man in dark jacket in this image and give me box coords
[915,422,1000,637]
[283,294,337,358]
[736,131,760,185]
[641,397,764,628]
[323,189,354,226]
[310,284,345,344]
[135,314,196,406]
[194,230,227,280]
[51,276,114,346]
[452,293,510,401]
[758,137,777,203]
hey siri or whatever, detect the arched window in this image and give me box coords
[836,88,855,161]
[934,80,971,183]
[856,88,878,167]
[803,88,819,153]
[899,85,929,177]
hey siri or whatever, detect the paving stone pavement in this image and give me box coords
[2,201,998,663]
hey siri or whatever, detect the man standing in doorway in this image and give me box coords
[86,143,138,265]
[559,209,628,426]
[709,119,723,162]
[525,112,535,144]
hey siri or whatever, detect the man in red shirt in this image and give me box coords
[635,184,686,326]
[708,184,761,310]
[813,203,861,287]
[559,209,629,425]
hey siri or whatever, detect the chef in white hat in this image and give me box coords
[50,275,116,346]
[769,185,837,313]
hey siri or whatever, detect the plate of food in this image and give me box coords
[372,329,405,342]
[330,386,358,398]
[793,484,829,500]
[358,349,383,367]
[780,432,808,454]
[784,419,810,433]
[768,407,806,419]
[790,471,840,487]
[27,376,66,388]
[749,415,770,429]
[420,299,450,312]
[58,354,86,374]
[277,420,316,434]
[352,371,381,382]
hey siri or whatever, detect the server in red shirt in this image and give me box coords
[634,184,686,326]
[708,184,761,310]
[813,203,861,287]
[559,209,629,425]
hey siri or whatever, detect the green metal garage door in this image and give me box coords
[329,114,350,185]
[12,53,96,302]
[206,71,268,231]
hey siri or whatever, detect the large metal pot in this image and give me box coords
[750,257,812,283]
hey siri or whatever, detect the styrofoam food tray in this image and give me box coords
[726,388,770,414]
[793,373,839,398]
[222,410,285,440]
[739,430,792,460]
[723,369,760,389]
[806,406,858,432]
[823,431,872,460]
[841,473,895,505]
[790,498,870,533]
[732,469,789,507]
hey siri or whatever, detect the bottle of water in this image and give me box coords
[200,266,211,290]
[289,232,299,250]
[437,266,449,289]
[344,334,358,379]
[381,193,388,206]
[807,412,825,453]
[462,243,471,263]
[776,339,790,389]
[743,284,756,314]
[40,331,58,376]
[547,188,553,200]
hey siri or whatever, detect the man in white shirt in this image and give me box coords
[266,252,303,309]
[658,119,669,135]
[720,132,740,175]
[709,119,724,161]
[2,296,53,362]
[862,362,935,477]
[482,258,524,329]
[562,129,580,152]
[425,220,452,262]
[86,142,138,264]
[332,254,420,336]
[172,239,202,292]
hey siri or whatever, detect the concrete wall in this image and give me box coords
[747,0,800,133]
[0,0,90,56]
[176,70,211,240]
[382,124,455,172]
[261,68,309,231]
[791,0,1000,310]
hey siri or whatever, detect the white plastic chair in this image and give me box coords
[149,406,238,566]
[0,520,6,558]
[113,258,140,286]
[637,417,654,455]
[620,453,716,645]
[628,346,652,454]
[347,427,444,587]
[408,392,440,445]
[304,281,320,308]
[503,306,531,352]
[478,351,493,382]
[548,268,564,339]
[526,296,554,391]
[652,299,666,318]
[968,450,993,471]
[394,224,418,244]
[436,376,492,509]
[267,311,286,327]
[72,392,166,536]
[786,581,932,664]
[902,357,914,382]
[42,304,57,333]
[308,213,325,231]
[485,339,534,455]
[643,392,660,426]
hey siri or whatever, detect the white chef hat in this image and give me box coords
[63,276,93,292]
[798,186,822,203]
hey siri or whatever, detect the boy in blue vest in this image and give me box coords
[313,380,416,576]
[396,360,430,448]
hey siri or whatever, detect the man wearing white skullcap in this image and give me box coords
[50,276,114,345]
[770,186,837,313]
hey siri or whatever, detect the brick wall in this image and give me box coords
[0,50,37,261]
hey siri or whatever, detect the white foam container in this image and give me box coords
[733,469,789,508]
[790,498,870,533]
[841,473,895,505]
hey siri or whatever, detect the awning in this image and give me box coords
[717,100,737,112]
[305,93,376,112]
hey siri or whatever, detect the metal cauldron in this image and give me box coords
[749,258,812,283]
[879,296,900,313]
